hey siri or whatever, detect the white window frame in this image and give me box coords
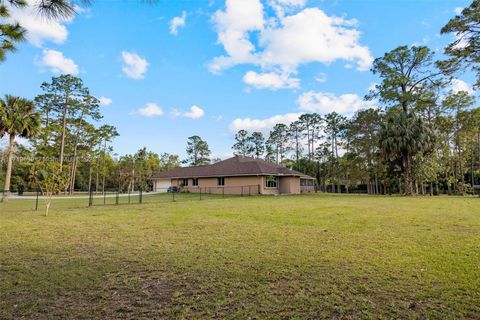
[217,177,225,186]
[182,178,189,186]
[192,178,199,187]
[264,175,279,189]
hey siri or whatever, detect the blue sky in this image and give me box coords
[0,0,473,159]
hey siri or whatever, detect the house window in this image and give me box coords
[182,178,189,186]
[217,177,225,186]
[192,178,199,187]
[264,175,278,188]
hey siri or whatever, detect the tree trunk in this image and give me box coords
[470,136,474,188]
[403,153,414,195]
[455,106,465,188]
[69,144,78,194]
[477,129,480,186]
[59,92,69,172]
[458,143,465,187]
[95,162,99,194]
[334,134,340,193]
[69,157,77,194]
[88,163,93,196]
[2,134,16,202]
[102,174,106,195]
[311,128,316,160]
[295,134,300,162]
[306,125,311,160]
[45,200,51,217]
[131,167,135,193]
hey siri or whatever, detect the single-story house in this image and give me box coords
[151,155,315,195]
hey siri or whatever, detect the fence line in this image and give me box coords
[4,185,262,211]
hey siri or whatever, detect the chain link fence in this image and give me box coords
[2,185,262,211]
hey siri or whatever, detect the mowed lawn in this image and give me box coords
[1,194,479,319]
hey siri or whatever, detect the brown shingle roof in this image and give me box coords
[152,156,315,179]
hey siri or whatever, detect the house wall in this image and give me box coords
[279,176,300,194]
[171,176,262,195]
[156,175,302,195]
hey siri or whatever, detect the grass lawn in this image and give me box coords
[1,194,479,319]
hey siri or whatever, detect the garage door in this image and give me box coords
[154,179,171,192]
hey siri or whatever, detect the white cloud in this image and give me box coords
[315,72,327,83]
[99,97,112,106]
[454,7,463,15]
[172,105,205,119]
[209,0,264,73]
[297,91,371,115]
[8,0,71,47]
[229,112,301,133]
[170,11,187,35]
[243,70,299,89]
[450,78,474,94]
[268,0,306,17]
[121,51,149,79]
[184,105,205,119]
[136,103,163,117]
[209,1,372,89]
[38,49,78,75]
[258,8,372,71]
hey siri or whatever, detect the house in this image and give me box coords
[151,155,315,195]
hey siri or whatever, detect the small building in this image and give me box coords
[151,156,315,195]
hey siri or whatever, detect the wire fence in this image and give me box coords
[2,185,262,211]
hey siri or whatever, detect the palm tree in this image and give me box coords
[2,1,156,62]
[1,0,76,19]
[1,0,82,63]
[380,110,435,195]
[0,95,41,202]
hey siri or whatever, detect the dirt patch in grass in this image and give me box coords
[98,270,189,319]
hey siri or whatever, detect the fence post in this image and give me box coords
[241,186,243,197]
[104,191,106,205]
[249,185,251,196]
[139,189,143,204]
[35,188,39,211]
[172,191,175,202]
[199,187,202,200]
[128,189,131,204]
[116,191,119,205]
[258,184,260,195]
[222,187,225,198]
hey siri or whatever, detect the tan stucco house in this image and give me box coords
[151,156,315,195]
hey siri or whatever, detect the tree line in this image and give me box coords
[0,74,185,205]
[1,1,480,201]
[227,3,480,196]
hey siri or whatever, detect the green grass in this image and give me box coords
[1,194,479,319]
